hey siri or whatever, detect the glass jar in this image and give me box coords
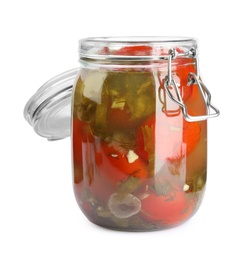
[24,37,219,231]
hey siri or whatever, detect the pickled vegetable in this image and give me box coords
[72,46,207,231]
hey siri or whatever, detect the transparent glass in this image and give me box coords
[72,37,207,231]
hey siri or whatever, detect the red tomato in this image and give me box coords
[136,113,201,162]
[96,141,148,184]
[140,187,195,226]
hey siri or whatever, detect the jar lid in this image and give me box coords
[24,68,79,140]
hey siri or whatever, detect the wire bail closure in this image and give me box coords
[163,48,220,122]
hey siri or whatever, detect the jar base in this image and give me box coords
[84,212,196,232]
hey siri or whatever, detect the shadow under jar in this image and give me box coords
[72,37,219,231]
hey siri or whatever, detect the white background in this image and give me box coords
[0,0,246,259]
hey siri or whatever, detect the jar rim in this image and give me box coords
[79,36,197,61]
[80,36,196,44]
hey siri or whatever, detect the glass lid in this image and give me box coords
[24,68,79,140]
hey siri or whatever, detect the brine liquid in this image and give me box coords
[72,68,207,231]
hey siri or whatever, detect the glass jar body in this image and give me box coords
[72,57,207,231]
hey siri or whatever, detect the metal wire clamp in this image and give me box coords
[163,48,220,122]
